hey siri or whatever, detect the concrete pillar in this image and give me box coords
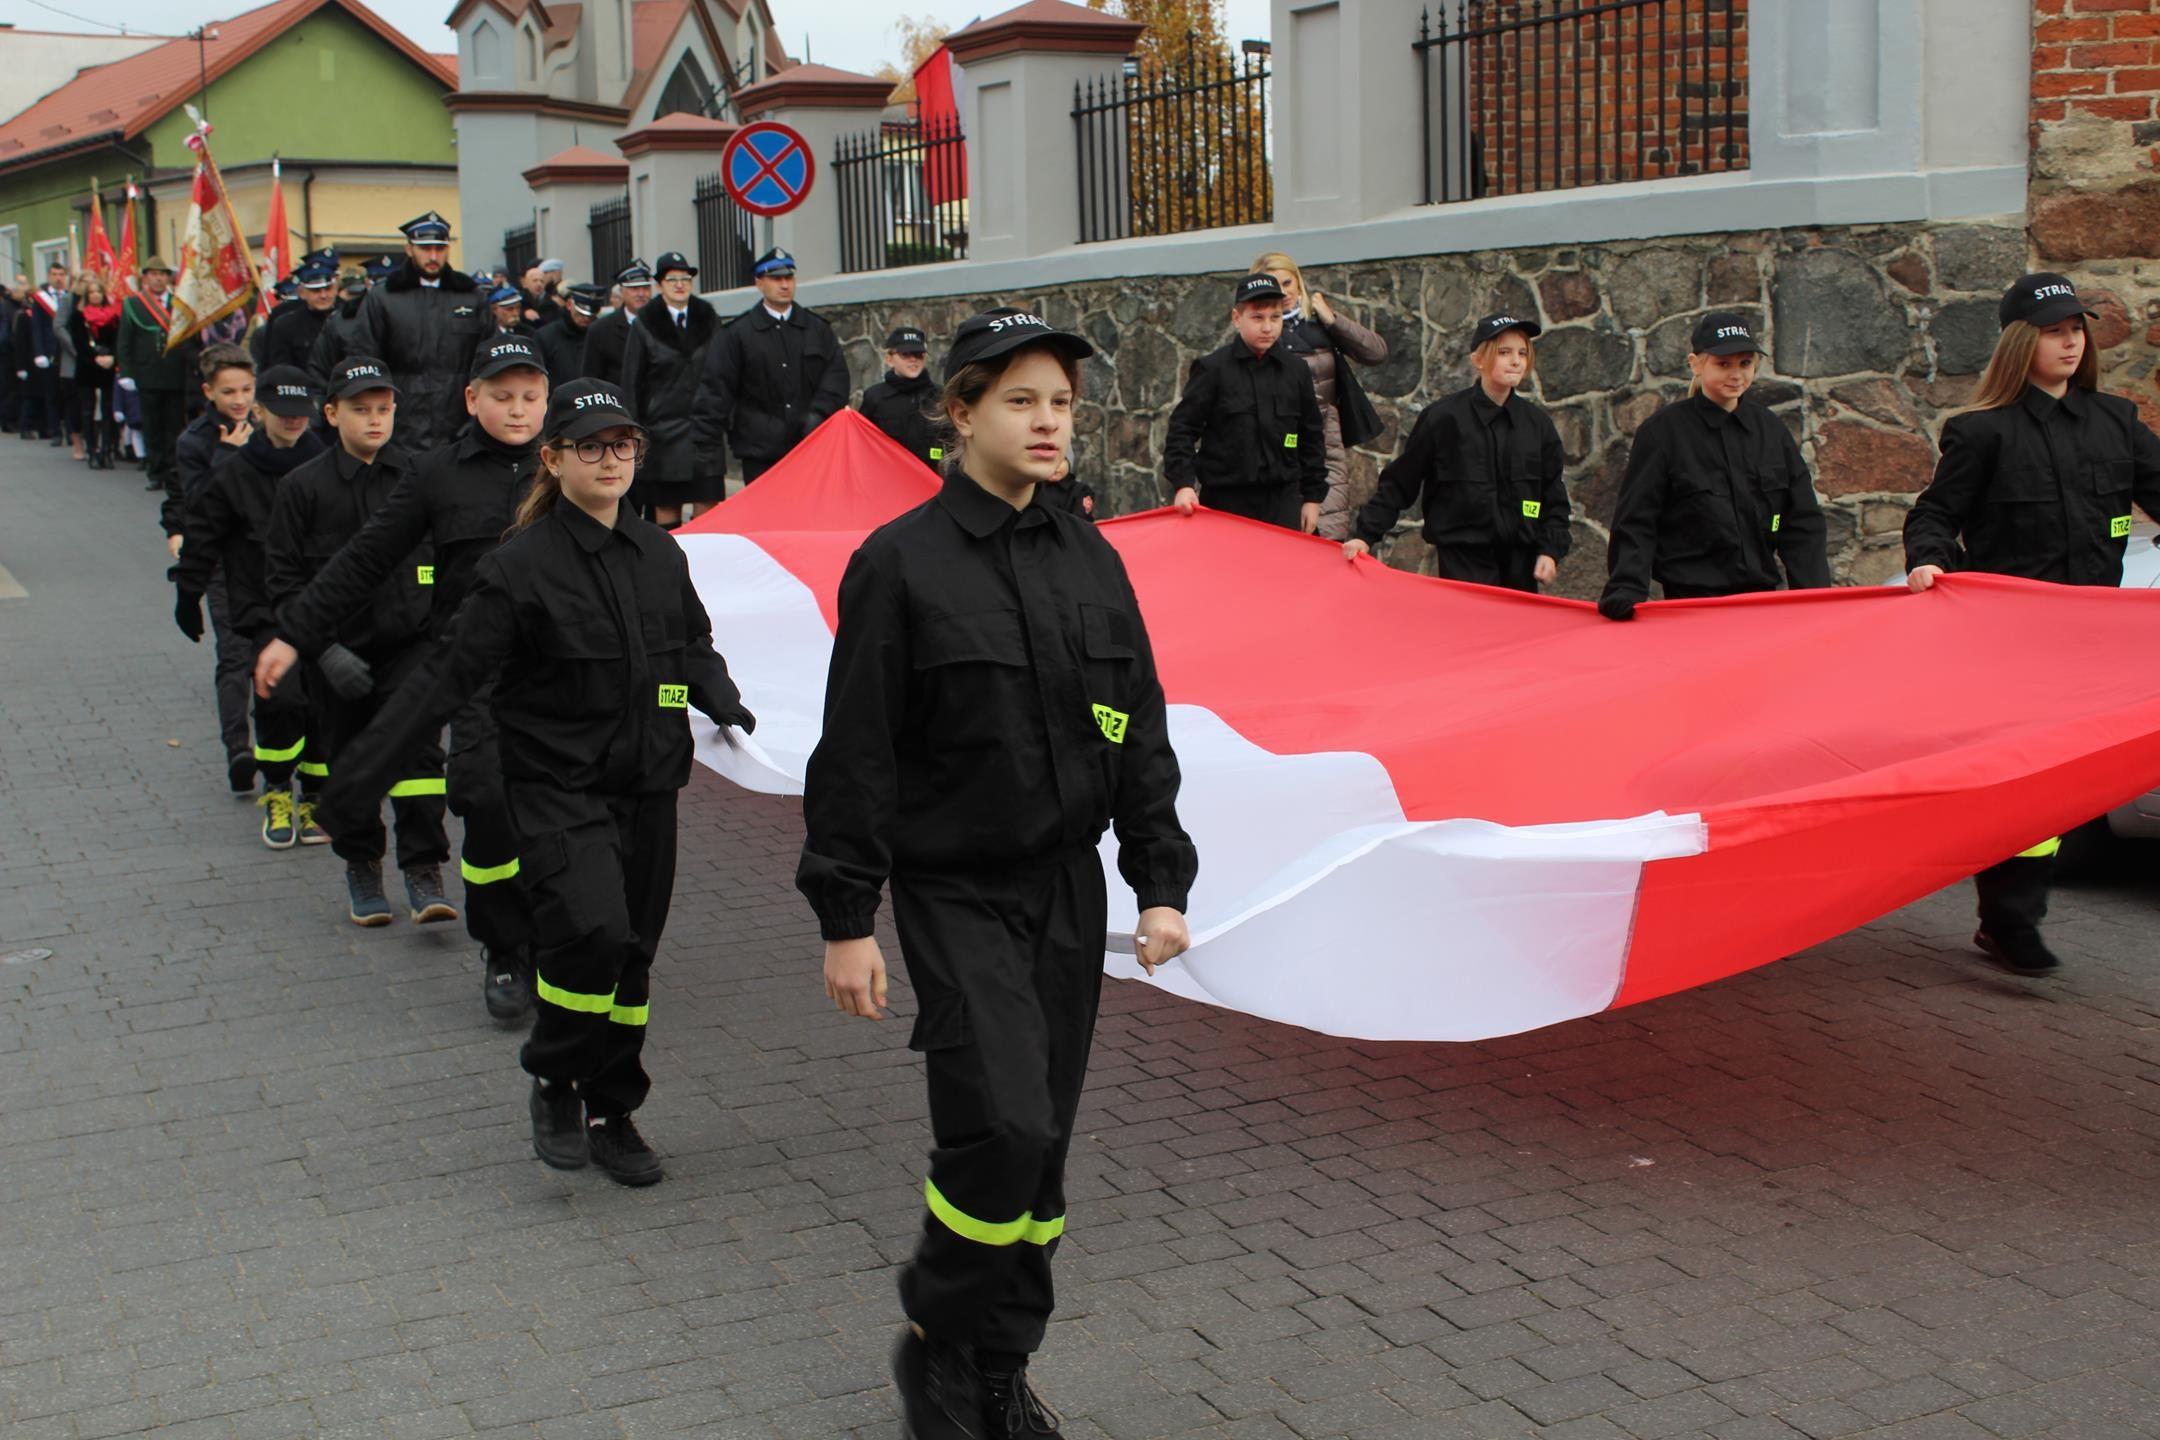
[946,0,1145,261]
[521,146,629,279]
[617,113,741,266]
[729,63,894,282]
[1268,0,1426,228]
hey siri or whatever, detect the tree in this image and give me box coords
[874,14,950,106]
[1086,0,1233,72]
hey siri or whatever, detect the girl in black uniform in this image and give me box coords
[1343,313,1571,590]
[1904,272,2160,976]
[317,379,754,1185]
[1599,313,1831,619]
[800,307,1199,1440]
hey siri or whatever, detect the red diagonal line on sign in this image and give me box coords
[741,134,804,201]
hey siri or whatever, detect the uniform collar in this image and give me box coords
[939,468,1061,541]
[1687,390,1754,432]
[1229,339,1283,367]
[456,422,537,464]
[551,498,649,553]
[2020,383,2085,421]
[1468,385,1513,425]
[335,445,377,480]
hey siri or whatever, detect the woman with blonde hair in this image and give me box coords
[1254,251,1389,539]
[1904,272,2160,978]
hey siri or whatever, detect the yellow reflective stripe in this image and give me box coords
[608,1002,649,1026]
[534,975,615,1015]
[254,737,306,763]
[388,778,447,797]
[460,856,520,885]
[295,761,331,778]
[924,1178,1063,1247]
[2017,837,2062,859]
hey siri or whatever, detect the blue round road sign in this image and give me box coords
[722,122,815,217]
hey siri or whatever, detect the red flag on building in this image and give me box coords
[84,183,119,291]
[913,44,967,205]
[116,181,141,298]
[257,156,290,320]
[167,110,258,351]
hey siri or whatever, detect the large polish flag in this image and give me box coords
[679,412,2160,1042]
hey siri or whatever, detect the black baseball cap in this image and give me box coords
[470,332,547,382]
[1691,312,1766,357]
[941,307,1095,382]
[258,366,321,417]
[654,250,697,279]
[884,325,928,354]
[2000,272,2097,330]
[545,379,642,442]
[326,356,398,400]
[1233,272,1286,307]
[1473,312,1543,346]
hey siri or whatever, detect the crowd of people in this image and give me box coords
[47,196,2146,1440]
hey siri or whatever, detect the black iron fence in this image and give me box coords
[834,115,969,274]
[503,221,536,280]
[1073,51,1271,244]
[1415,0,1749,205]
[588,195,632,286]
[693,173,758,291]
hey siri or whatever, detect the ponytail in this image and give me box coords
[511,445,565,532]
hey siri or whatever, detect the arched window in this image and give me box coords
[654,52,712,119]
[522,26,539,81]
[470,17,503,82]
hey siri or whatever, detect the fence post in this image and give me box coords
[1269,0,1428,228]
[727,63,893,281]
[617,113,742,270]
[519,146,631,277]
[945,0,1146,262]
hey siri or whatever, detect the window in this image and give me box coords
[33,238,68,277]
[522,25,539,82]
[0,225,19,284]
[470,17,503,82]
[655,52,711,119]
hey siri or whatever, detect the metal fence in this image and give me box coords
[588,195,632,286]
[1073,51,1271,244]
[834,115,969,274]
[692,173,758,292]
[1415,0,1748,205]
[503,222,536,281]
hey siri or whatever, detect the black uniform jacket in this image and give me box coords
[579,308,635,385]
[620,296,724,490]
[264,444,433,660]
[537,311,590,387]
[171,430,328,636]
[858,368,942,471]
[694,302,849,465]
[1602,393,1831,606]
[797,471,1199,943]
[275,422,538,656]
[309,294,368,378]
[1162,338,1327,501]
[326,503,751,833]
[161,409,227,538]
[352,261,489,456]
[1354,384,1572,556]
[1904,385,2160,586]
[251,299,332,377]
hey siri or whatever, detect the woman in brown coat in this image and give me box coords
[1254,251,1390,540]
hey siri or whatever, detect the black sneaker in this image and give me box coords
[482,947,534,1021]
[585,1113,664,1187]
[1975,926,2063,976]
[980,1363,1061,1438]
[345,862,394,927]
[893,1327,985,1440]
[529,1079,587,1169]
[227,755,255,797]
[403,865,459,925]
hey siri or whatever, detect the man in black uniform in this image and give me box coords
[857,325,942,470]
[256,333,549,1018]
[695,247,848,483]
[1164,272,1327,531]
[801,308,1198,1440]
[351,211,489,456]
[252,249,340,376]
[580,260,651,386]
[539,283,603,381]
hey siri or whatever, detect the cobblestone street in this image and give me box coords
[4,443,2160,1440]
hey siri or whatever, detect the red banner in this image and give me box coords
[257,157,289,320]
[84,185,118,292]
[116,182,140,299]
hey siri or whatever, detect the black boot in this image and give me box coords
[1974,854,2061,976]
[980,1359,1061,1438]
[585,1112,664,1187]
[529,1079,587,1169]
[403,864,459,925]
[482,946,534,1021]
[892,1327,985,1440]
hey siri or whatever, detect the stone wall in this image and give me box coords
[818,219,2035,598]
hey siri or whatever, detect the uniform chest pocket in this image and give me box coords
[1079,603,1136,661]
[2091,458,2134,497]
[538,615,625,659]
[640,609,687,653]
[914,608,1028,669]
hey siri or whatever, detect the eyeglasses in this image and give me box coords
[571,437,645,464]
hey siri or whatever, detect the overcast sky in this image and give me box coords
[34,0,1274,77]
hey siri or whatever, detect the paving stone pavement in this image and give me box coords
[4,440,2160,1440]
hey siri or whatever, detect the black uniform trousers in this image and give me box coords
[1435,543,1540,592]
[1206,483,1302,531]
[513,786,677,1117]
[139,388,186,498]
[307,644,450,870]
[206,573,254,771]
[1975,848,2057,935]
[446,698,530,957]
[250,632,308,789]
[892,846,1107,1357]
[740,455,779,486]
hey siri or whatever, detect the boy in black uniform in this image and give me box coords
[801,307,1198,1440]
[256,334,550,1019]
[858,325,942,470]
[318,380,753,1185]
[1599,313,1830,619]
[1164,272,1327,532]
[1905,272,2160,976]
[1344,313,1572,590]
[264,357,453,928]
[172,366,329,848]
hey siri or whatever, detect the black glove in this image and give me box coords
[174,589,204,642]
[316,642,375,700]
[1597,594,1637,623]
[708,706,756,735]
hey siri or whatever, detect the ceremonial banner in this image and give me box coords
[115,182,140,298]
[83,183,119,292]
[675,411,2160,1043]
[257,156,290,321]
[167,111,258,351]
